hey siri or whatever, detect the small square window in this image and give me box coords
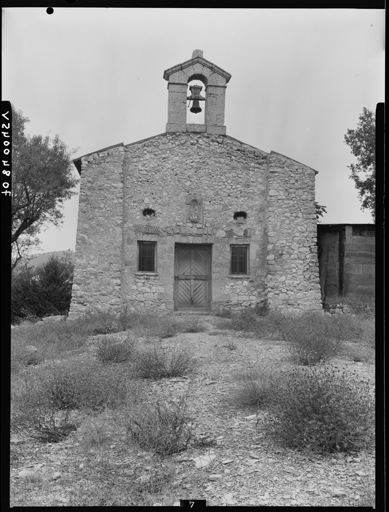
[138,242,156,272]
[231,245,249,274]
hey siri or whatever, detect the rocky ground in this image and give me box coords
[10,317,375,506]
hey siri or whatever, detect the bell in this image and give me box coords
[187,84,205,114]
[190,100,202,114]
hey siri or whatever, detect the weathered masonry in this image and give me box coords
[318,224,375,301]
[69,50,322,316]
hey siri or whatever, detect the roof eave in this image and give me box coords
[163,56,231,83]
[72,142,124,175]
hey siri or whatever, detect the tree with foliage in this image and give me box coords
[344,107,376,220]
[11,253,74,324]
[315,202,327,221]
[11,106,79,269]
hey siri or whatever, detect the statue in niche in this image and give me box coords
[189,199,200,222]
[186,194,203,224]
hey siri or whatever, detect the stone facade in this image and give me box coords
[69,50,322,317]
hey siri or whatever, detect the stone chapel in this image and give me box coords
[69,50,322,316]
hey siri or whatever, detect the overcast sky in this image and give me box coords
[3,8,384,254]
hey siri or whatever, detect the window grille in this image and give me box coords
[231,245,248,274]
[138,242,156,272]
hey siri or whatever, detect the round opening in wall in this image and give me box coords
[234,211,247,223]
[143,208,156,218]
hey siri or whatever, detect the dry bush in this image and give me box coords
[96,335,136,364]
[28,409,78,443]
[124,312,180,339]
[80,309,123,335]
[344,344,374,363]
[178,315,207,333]
[214,318,233,330]
[266,365,375,453]
[75,413,114,451]
[229,307,261,332]
[281,312,345,365]
[233,360,279,408]
[214,307,232,318]
[126,394,193,455]
[134,343,196,379]
[216,308,284,340]
[13,360,129,420]
[11,319,88,372]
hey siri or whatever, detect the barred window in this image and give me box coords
[231,245,249,275]
[138,242,156,272]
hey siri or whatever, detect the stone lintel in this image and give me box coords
[186,124,207,133]
[166,123,187,132]
[206,84,228,91]
[207,125,226,135]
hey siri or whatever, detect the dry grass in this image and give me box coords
[134,343,197,380]
[10,303,375,506]
[126,393,193,455]
[233,359,280,408]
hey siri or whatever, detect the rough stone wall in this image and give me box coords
[68,145,124,317]
[266,152,322,312]
[122,132,269,312]
[70,134,323,316]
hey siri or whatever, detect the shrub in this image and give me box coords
[81,309,122,335]
[133,467,175,495]
[233,362,278,408]
[28,409,78,443]
[179,315,206,333]
[214,307,232,318]
[224,338,237,351]
[345,344,373,363]
[118,309,147,331]
[214,318,233,330]
[328,314,363,342]
[230,307,261,332]
[96,335,136,364]
[218,308,284,340]
[126,394,193,455]
[76,415,113,450]
[11,320,88,372]
[11,344,44,371]
[342,294,375,318]
[157,317,180,339]
[280,312,344,365]
[362,317,375,348]
[266,365,374,453]
[14,360,129,415]
[11,254,73,324]
[124,312,180,339]
[134,344,196,379]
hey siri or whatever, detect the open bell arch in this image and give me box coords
[163,49,231,135]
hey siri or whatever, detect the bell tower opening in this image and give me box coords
[187,78,206,124]
[163,50,231,135]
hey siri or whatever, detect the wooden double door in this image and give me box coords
[174,244,212,312]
